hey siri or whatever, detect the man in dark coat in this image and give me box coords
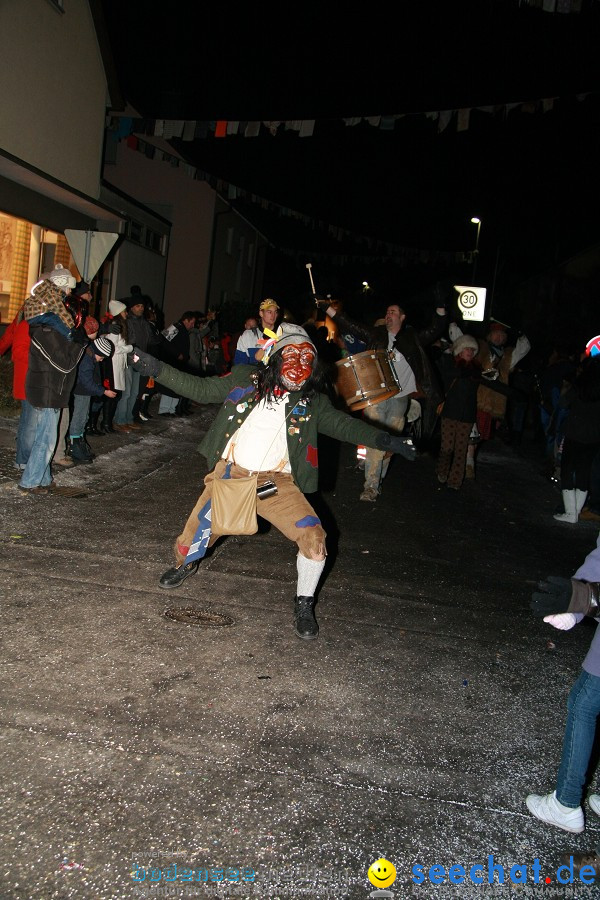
[156,311,197,415]
[19,270,86,494]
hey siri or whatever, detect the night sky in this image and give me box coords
[98,0,600,318]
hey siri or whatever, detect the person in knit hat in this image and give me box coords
[98,301,133,433]
[128,328,417,640]
[50,316,101,464]
[18,271,86,495]
[113,291,156,430]
[109,300,126,317]
[460,319,531,479]
[434,333,511,490]
[69,336,116,464]
[24,265,77,339]
[100,299,127,331]
[83,316,99,339]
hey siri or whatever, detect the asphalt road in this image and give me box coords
[0,403,598,899]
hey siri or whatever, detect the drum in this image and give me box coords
[334,349,400,411]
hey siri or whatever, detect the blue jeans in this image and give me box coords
[15,399,37,469]
[158,393,178,414]
[69,394,91,438]
[556,670,600,808]
[363,394,409,493]
[19,407,60,489]
[114,368,140,424]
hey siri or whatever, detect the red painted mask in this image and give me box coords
[279,342,315,390]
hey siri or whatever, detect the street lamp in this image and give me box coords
[470,217,481,283]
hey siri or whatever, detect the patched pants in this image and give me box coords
[436,418,472,489]
[174,459,326,564]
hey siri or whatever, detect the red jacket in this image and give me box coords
[0,311,30,400]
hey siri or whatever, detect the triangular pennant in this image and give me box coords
[457,108,471,132]
[182,120,196,140]
[299,120,315,137]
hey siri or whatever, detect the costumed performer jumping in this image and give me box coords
[128,324,416,641]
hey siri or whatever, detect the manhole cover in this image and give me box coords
[163,606,234,627]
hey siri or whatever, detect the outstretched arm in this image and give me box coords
[313,393,416,461]
[129,348,235,405]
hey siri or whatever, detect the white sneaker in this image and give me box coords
[526,791,584,833]
[588,794,600,817]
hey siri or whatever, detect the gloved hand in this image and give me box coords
[543,613,577,631]
[530,575,571,616]
[375,432,416,461]
[128,347,162,377]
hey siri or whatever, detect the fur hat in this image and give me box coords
[83,316,99,336]
[259,298,280,311]
[452,334,479,356]
[108,300,126,317]
[92,336,114,359]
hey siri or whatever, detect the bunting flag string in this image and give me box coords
[106,86,596,264]
[112,129,475,266]
[109,87,595,149]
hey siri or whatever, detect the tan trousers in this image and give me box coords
[174,459,327,564]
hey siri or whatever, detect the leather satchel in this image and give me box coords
[211,470,258,535]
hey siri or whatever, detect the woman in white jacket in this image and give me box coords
[99,301,133,433]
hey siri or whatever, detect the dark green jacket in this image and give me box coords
[156,363,388,493]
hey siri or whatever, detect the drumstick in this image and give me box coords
[305,263,317,300]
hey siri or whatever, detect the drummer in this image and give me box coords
[328,298,367,357]
[318,298,448,502]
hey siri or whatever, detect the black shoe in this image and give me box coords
[70,437,94,464]
[159,560,200,589]
[294,595,319,640]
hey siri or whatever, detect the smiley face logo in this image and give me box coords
[368,858,397,888]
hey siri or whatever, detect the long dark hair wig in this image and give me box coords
[255,348,326,403]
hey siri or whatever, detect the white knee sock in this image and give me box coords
[296,553,326,597]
